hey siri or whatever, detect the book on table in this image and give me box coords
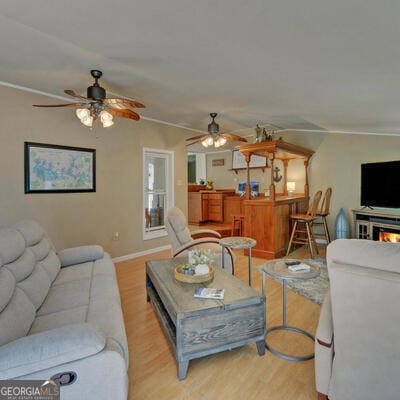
[194,288,225,300]
[288,263,311,272]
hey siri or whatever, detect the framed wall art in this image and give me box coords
[24,142,96,193]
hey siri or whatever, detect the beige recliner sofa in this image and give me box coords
[315,239,400,400]
[0,220,128,400]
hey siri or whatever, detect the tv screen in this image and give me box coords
[361,160,400,208]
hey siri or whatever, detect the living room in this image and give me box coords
[1,2,400,400]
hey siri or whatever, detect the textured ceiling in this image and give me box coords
[1,0,400,151]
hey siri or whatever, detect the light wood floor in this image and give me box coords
[115,246,326,400]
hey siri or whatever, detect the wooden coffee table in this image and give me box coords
[146,258,266,380]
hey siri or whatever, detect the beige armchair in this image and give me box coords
[165,207,234,273]
[315,239,400,400]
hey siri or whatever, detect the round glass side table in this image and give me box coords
[261,259,320,361]
[220,236,256,286]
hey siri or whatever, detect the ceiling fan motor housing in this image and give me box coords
[87,85,106,101]
[208,112,219,134]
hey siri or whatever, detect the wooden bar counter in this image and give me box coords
[243,195,308,259]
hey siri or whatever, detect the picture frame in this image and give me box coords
[24,142,96,193]
[232,150,267,169]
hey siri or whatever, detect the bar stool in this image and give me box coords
[231,214,245,236]
[312,187,332,244]
[286,190,322,258]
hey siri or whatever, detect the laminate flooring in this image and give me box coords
[115,245,326,400]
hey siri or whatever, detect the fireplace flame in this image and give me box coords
[379,232,400,243]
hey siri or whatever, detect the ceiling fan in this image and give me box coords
[33,70,145,128]
[186,113,248,148]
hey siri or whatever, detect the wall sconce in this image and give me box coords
[287,181,296,197]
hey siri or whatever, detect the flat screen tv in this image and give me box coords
[361,160,400,208]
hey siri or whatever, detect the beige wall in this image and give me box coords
[0,86,187,257]
[206,132,400,238]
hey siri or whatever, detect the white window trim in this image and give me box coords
[142,147,174,240]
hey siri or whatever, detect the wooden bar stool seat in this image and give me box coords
[231,214,245,236]
[312,187,332,244]
[286,190,322,258]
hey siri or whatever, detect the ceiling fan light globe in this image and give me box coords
[219,137,227,146]
[201,139,210,148]
[76,108,90,120]
[205,137,214,146]
[214,139,221,148]
[100,110,113,123]
[102,119,114,128]
[81,115,93,127]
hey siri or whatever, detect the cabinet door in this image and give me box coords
[356,221,370,239]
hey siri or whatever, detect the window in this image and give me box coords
[143,148,174,240]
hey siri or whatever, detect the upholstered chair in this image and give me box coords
[165,207,234,274]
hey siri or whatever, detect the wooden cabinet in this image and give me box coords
[208,193,224,222]
[188,190,235,224]
[188,192,208,223]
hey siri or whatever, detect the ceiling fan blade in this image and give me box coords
[32,102,85,108]
[186,138,206,146]
[222,133,248,142]
[104,98,145,109]
[108,108,140,121]
[64,90,89,100]
[186,134,208,142]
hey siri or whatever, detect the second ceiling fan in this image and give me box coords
[186,113,247,148]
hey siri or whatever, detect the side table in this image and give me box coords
[220,236,256,286]
[261,259,320,361]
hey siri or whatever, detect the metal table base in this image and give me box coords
[263,277,315,361]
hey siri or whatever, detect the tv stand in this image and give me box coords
[353,208,400,240]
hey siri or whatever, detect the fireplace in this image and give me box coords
[372,225,400,242]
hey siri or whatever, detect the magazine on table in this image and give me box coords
[194,288,225,300]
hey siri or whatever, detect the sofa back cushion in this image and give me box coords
[0,221,60,346]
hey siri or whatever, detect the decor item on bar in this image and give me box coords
[287,181,296,197]
[186,113,248,148]
[205,179,214,190]
[255,124,274,143]
[24,142,95,193]
[334,208,350,239]
[33,70,145,128]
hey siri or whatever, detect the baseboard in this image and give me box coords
[112,244,172,263]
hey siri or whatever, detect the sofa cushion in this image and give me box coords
[31,256,128,366]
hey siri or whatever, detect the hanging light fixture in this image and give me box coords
[100,110,114,128]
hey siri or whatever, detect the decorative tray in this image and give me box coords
[174,265,215,284]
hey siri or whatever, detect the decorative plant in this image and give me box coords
[189,248,212,265]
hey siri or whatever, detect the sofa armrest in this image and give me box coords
[315,290,334,396]
[0,323,106,379]
[316,289,333,347]
[58,245,104,267]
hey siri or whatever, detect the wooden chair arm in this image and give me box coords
[173,238,221,257]
[191,229,221,238]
